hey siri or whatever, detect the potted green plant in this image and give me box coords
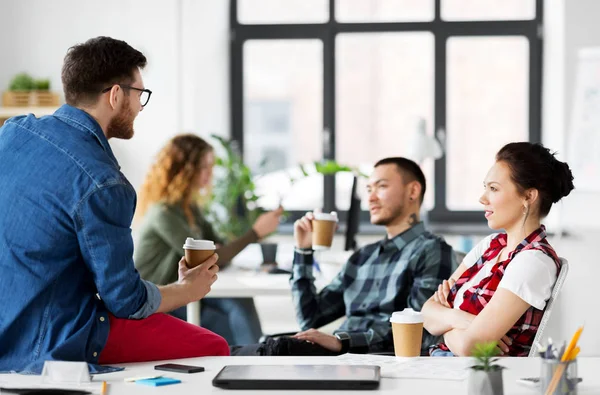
[206,135,283,267]
[4,73,57,107]
[34,79,51,91]
[468,341,505,395]
[4,73,35,107]
[207,135,262,241]
[9,73,35,91]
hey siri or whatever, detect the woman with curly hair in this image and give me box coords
[134,134,283,345]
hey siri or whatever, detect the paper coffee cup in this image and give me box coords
[312,211,338,250]
[389,308,424,357]
[183,238,216,268]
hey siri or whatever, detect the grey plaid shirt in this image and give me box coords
[291,222,456,354]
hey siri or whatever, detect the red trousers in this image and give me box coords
[99,313,229,364]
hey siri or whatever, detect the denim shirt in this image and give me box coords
[0,105,161,374]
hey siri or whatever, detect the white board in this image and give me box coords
[568,48,600,191]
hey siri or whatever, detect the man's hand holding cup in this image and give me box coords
[180,238,219,302]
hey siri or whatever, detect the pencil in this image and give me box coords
[544,326,584,395]
[561,326,584,363]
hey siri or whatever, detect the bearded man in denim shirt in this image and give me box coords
[0,37,228,374]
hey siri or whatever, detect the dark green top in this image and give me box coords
[134,202,258,285]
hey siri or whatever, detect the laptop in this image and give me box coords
[212,364,380,390]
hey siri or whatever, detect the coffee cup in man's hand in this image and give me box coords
[183,238,216,268]
[312,211,338,250]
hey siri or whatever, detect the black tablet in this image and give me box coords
[212,364,380,390]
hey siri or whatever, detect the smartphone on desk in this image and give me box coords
[155,363,205,373]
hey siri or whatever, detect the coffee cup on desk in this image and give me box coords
[183,238,216,268]
[312,211,338,250]
[390,308,424,357]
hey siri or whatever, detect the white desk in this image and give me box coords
[186,269,296,325]
[2,356,599,394]
[186,261,334,325]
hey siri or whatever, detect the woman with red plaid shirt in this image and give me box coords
[422,142,574,357]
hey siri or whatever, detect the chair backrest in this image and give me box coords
[528,257,569,357]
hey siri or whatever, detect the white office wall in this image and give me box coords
[0,0,229,191]
[551,0,600,231]
[541,0,600,356]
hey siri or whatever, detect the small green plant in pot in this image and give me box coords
[34,79,51,91]
[9,73,35,91]
[468,341,505,395]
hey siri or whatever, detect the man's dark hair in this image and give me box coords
[61,36,147,106]
[374,157,426,204]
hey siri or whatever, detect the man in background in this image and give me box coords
[232,157,457,356]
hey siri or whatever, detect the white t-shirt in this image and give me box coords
[453,234,558,311]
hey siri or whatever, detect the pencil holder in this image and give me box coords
[540,358,578,395]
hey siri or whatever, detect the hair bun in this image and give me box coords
[550,160,575,203]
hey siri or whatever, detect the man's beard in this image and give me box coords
[106,103,135,140]
[371,203,405,226]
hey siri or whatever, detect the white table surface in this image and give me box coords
[207,270,293,298]
[186,262,333,325]
[186,269,295,325]
[1,356,599,394]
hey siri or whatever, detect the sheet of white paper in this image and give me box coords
[336,354,470,381]
[0,375,103,393]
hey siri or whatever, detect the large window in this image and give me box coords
[230,0,543,224]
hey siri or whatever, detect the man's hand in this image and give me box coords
[433,279,456,308]
[293,212,314,249]
[252,207,284,239]
[292,329,342,352]
[177,254,219,303]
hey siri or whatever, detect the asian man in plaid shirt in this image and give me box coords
[231,157,457,356]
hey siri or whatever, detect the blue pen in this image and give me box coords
[313,257,321,274]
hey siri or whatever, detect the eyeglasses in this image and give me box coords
[101,84,152,107]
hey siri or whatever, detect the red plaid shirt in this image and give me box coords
[431,226,561,356]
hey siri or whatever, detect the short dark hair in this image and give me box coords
[61,36,147,106]
[496,142,574,217]
[374,157,426,204]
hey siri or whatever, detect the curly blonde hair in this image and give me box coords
[136,134,213,227]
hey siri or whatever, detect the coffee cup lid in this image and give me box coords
[313,211,338,222]
[389,308,423,324]
[183,238,216,250]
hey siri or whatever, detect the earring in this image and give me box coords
[522,206,528,215]
[409,197,413,201]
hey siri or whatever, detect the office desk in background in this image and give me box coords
[185,269,293,325]
[184,250,342,326]
[2,356,599,394]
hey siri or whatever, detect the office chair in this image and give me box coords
[528,257,569,357]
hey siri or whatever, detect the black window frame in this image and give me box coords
[230,0,543,226]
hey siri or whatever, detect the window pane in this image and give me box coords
[238,0,328,24]
[446,36,529,210]
[442,0,535,21]
[336,33,435,211]
[336,0,434,22]
[243,40,323,211]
